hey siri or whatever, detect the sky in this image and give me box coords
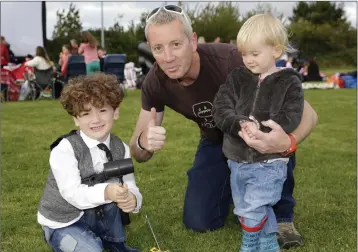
[45,1,357,39]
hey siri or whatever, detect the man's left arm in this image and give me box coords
[239,100,318,154]
[270,75,304,134]
[291,100,318,144]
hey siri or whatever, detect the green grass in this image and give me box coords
[1,89,357,252]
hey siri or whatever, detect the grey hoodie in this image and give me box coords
[212,67,304,163]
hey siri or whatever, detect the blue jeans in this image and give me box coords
[183,138,296,232]
[42,203,126,251]
[228,160,287,234]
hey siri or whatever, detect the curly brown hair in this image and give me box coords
[60,73,124,117]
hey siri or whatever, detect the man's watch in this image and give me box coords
[281,133,297,156]
[136,132,146,151]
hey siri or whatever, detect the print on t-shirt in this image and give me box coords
[192,101,216,129]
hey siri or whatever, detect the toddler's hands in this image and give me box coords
[244,121,259,139]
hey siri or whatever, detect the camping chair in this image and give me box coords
[103,54,127,83]
[27,68,54,100]
[66,55,86,82]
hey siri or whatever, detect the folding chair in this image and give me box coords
[103,54,127,83]
[66,55,86,82]
[27,68,54,100]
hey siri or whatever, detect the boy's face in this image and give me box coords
[240,38,282,74]
[73,104,119,142]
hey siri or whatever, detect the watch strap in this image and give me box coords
[281,133,297,156]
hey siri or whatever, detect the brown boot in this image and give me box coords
[277,222,304,249]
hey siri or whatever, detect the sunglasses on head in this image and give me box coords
[146,5,185,23]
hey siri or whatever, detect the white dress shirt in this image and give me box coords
[37,131,142,229]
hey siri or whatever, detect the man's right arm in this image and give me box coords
[129,108,165,163]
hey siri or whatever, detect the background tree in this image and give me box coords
[52,3,82,39]
[288,1,356,66]
[88,15,141,63]
[47,3,82,63]
[186,2,242,43]
[290,1,346,26]
[242,3,284,22]
[44,2,356,68]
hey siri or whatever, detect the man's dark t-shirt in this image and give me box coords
[141,43,244,142]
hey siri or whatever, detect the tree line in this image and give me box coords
[46,1,357,67]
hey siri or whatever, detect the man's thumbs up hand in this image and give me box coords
[139,107,166,152]
[148,107,157,127]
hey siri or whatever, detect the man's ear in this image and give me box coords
[113,108,119,120]
[73,116,80,127]
[191,32,198,52]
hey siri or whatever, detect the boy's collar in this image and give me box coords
[79,130,111,149]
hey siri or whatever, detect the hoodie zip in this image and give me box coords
[247,76,262,162]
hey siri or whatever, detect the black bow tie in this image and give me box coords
[97,143,113,162]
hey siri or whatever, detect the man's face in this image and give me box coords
[73,104,119,142]
[147,19,197,80]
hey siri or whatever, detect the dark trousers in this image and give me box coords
[183,138,296,231]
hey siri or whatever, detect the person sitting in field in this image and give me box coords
[304,58,323,82]
[37,73,142,252]
[25,46,53,71]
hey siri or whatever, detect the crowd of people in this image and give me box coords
[196,35,326,84]
[0,31,107,76]
[0,31,112,101]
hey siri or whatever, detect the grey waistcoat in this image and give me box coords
[38,131,125,224]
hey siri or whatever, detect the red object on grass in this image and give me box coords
[1,68,20,101]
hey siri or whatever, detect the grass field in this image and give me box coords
[1,88,357,252]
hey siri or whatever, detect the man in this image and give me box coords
[129,5,318,249]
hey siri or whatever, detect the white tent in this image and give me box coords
[1,2,44,56]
